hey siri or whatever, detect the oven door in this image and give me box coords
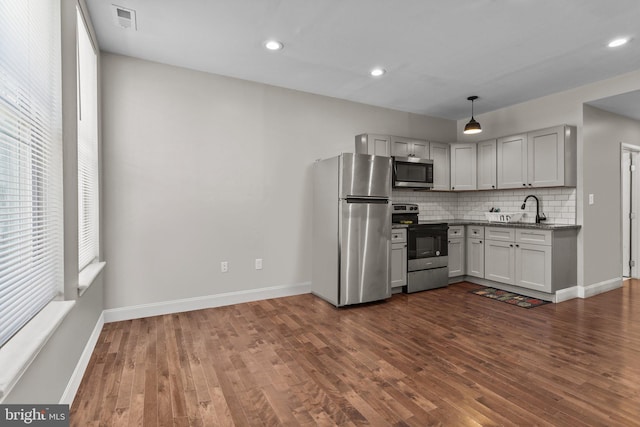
[393,157,434,189]
[407,224,448,271]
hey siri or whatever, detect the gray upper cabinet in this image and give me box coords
[390,136,429,158]
[497,125,576,189]
[527,125,576,187]
[497,134,528,189]
[450,143,477,191]
[477,139,497,190]
[355,134,391,157]
[429,142,450,191]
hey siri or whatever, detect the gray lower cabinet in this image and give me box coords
[466,226,485,278]
[484,239,516,284]
[515,243,552,291]
[448,225,466,277]
[391,228,407,288]
[482,227,573,293]
[448,238,465,277]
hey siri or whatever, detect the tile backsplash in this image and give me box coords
[393,187,576,225]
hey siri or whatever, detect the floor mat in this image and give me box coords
[470,287,551,308]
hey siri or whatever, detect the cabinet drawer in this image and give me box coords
[448,225,464,238]
[467,226,484,239]
[391,228,407,243]
[516,229,552,246]
[485,227,515,241]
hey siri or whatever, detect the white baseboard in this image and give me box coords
[555,286,579,303]
[103,282,311,323]
[59,311,104,406]
[578,277,623,298]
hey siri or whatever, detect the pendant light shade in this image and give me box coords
[464,96,482,135]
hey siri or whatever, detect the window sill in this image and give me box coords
[78,261,106,296]
[0,300,75,402]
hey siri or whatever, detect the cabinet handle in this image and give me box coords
[516,244,520,247]
[510,244,514,247]
[452,186,455,190]
[522,183,526,186]
[528,183,532,186]
[480,240,482,243]
[492,185,495,189]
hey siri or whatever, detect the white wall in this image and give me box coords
[454,68,640,289]
[101,53,455,310]
[582,105,640,285]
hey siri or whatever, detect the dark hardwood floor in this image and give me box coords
[70,280,640,426]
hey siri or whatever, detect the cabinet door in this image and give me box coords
[356,134,391,157]
[429,142,450,191]
[515,243,552,292]
[450,143,477,191]
[411,141,429,159]
[466,238,485,278]
[497,134,527,189]
[448,238,465,277]
[477,139,497,190]
[391,136,427,158]
[391,243,407,288]
[484,240,515,284]
[527,126,564,187]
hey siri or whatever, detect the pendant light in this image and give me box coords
[464,95,482,135]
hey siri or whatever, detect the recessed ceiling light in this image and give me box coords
[608,37,629,48]
[370,68,386,77]
[264,40,284,51]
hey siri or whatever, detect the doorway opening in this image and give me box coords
[622,144,640,278]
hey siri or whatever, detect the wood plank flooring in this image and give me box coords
[71,280,640,426]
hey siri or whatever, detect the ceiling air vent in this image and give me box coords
[111,5,137,30]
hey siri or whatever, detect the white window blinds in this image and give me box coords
[0,0,63,348]
[77,7,99,271]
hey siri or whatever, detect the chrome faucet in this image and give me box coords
[521,195,547,224]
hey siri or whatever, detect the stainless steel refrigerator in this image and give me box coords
[312,153,392,306]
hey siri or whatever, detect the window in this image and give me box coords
[77,7,99,271]
[0,0,63,347]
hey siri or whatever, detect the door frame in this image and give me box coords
[621,143,640,278]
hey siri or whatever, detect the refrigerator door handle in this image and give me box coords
[345,197,389,204]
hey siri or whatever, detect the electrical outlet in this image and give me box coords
[255,258,263,270]
[221,261,228,273]
[589,194,594,205]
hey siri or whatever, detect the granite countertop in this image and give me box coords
[392,220,580,230]
[440,220,580,230]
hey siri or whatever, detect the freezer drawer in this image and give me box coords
[405,267,449,293]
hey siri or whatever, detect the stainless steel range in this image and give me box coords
[392,204,449,293]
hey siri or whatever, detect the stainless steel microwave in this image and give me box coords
[392,156,434,189]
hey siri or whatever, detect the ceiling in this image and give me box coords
[588,90,640,121]
[85,0,640,120]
